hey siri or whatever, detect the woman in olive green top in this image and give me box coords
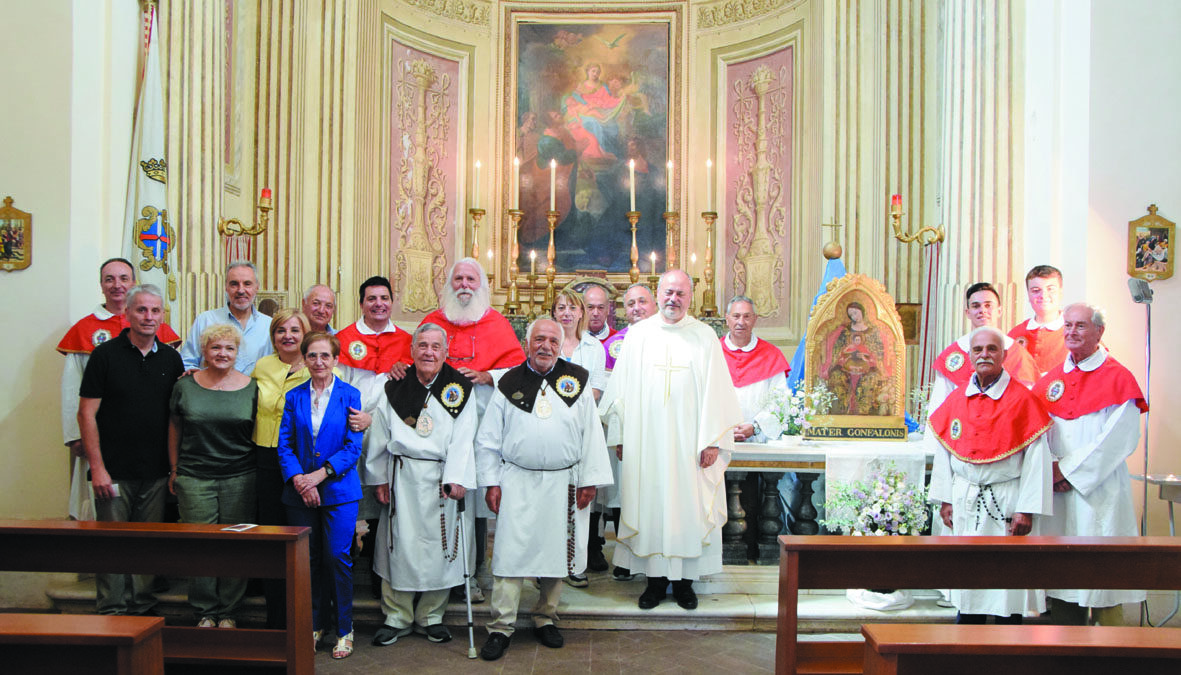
[250,308,310,628]
[168,323,258,628]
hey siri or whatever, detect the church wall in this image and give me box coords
[1086,0,1181,535]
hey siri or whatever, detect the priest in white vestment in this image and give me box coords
[720,295,790,442]
[600,270,743,611]
[1034,304,1149,626]
[364,324,477,646]
[926,327,1053,623]
[474,319,612,661]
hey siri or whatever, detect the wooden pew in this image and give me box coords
[860,624,1181,675]
[0,613,164,674]
[776,535,1181,675]
[0,520,311,675]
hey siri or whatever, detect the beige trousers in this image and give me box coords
[380,580,450,629]
[486,576,562,636]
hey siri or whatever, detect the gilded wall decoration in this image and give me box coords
[697,0,798,30]
[726,52,792,319]
[401,0,490,26]
[390,52,458,314]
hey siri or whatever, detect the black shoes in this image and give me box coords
[372,625,412,646]
[672,580,698,610]
[612,566,635,581]
[480,632,511,661]
[638,577,668,609]
[587,546,609,572]
[417,623,452,643]
[534,624,564,648]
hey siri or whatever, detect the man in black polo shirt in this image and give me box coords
[78,284,184,615]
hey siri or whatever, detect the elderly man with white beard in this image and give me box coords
[417,258,526,601]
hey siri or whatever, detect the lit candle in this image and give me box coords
[890,194,902,215]
[529,249,536,276]
[549,159,557,211]
[666,161,674,212]
[629,159,636,212]
[690,252,697,276]
[487,248,494,271]
[705,159,713,212]
[650,251,657,274]
[260,187,272,201]
[512,156,520,210]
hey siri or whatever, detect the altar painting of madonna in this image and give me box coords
[515,23,669,272]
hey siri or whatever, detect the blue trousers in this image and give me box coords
[286,499,359,635]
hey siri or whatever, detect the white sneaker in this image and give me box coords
[197,617,216,628]
[217,618,236,629]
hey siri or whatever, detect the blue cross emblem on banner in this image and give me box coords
[139,210,171,260]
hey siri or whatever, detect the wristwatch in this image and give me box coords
[322,462,336,478]
[752,421,762,438]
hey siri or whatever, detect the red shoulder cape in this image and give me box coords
[933,340,1039,388]
[335,323,412,373]
[1008,319,1067,374]
[929,381,1052,464]
[57,313,181,354]
[1032,355,1148,419]
[420,309,525,372]
[720,337,790,388]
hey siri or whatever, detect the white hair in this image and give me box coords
[726,295,755,314]
[225,260,257,278]
[1064,302,1106,328]
[302,284,334,302]
[413,322,449,344]
[442,258,491,325]
[126,284,164,308]
[525,317,560,343]
[968,325,1006,347]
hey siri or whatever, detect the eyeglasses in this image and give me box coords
[446,334,478,363]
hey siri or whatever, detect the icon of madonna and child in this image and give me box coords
[515,24,669,272]
[817,300,898,416]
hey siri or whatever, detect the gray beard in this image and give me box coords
[442,286,490,325]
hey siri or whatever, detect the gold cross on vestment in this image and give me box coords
[653,350,689,402]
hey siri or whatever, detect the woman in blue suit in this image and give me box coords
[277,332,362,659]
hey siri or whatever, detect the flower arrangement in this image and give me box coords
[822,461,929,536]
[763,382,837,437]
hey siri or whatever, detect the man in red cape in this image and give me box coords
[926,326,1053,625]
[720,296,790,442]
[1034,303,1149,626]
[1008,265,1067,375]
[336,276,411,527]
[930,282,1038,414]
[419,257,525,602]
[56,258,180,520]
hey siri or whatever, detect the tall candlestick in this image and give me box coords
[549,159,557,211]
[629,159,636,211]
[473,160,481,209]
[666,161,673,212]
[650,251,657,274]
[705,159,713,212]
[530,249,536,277]
[512,156,521,210]
[890,193,902,216]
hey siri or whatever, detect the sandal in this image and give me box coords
[313,630,322,651]
[332,631,354,659]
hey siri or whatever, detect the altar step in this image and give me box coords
[46,565,958,634]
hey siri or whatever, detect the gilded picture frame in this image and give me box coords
[501,4,682,283]
[0,196,31,272]
[1128,204,1173,282]
[803,274,907,441]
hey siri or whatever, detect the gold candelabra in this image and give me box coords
[469,208,485,259]
[504,209,523,315]
[544,210,559,308]
[525,273,539,321]
[888,198,944,246]
[663,211,679,269]
[689,275,701,315]
[627,211,641,284]
[217,191,273,238]
[700,211,718,316]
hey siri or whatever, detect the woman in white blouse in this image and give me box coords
[551,289,606,400]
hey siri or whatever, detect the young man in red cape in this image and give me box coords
[1008,265,1067,375]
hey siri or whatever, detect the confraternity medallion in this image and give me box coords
[1046,380,1065,403]
[608,340,624,359]
[555,375,581,398]
[348,340,367,360]
[945,351,964,372]
[91,329,112,347]
[416,412,434,437]
[950,418,962,440]
[441,383,464,409]
[535,396,553,419]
